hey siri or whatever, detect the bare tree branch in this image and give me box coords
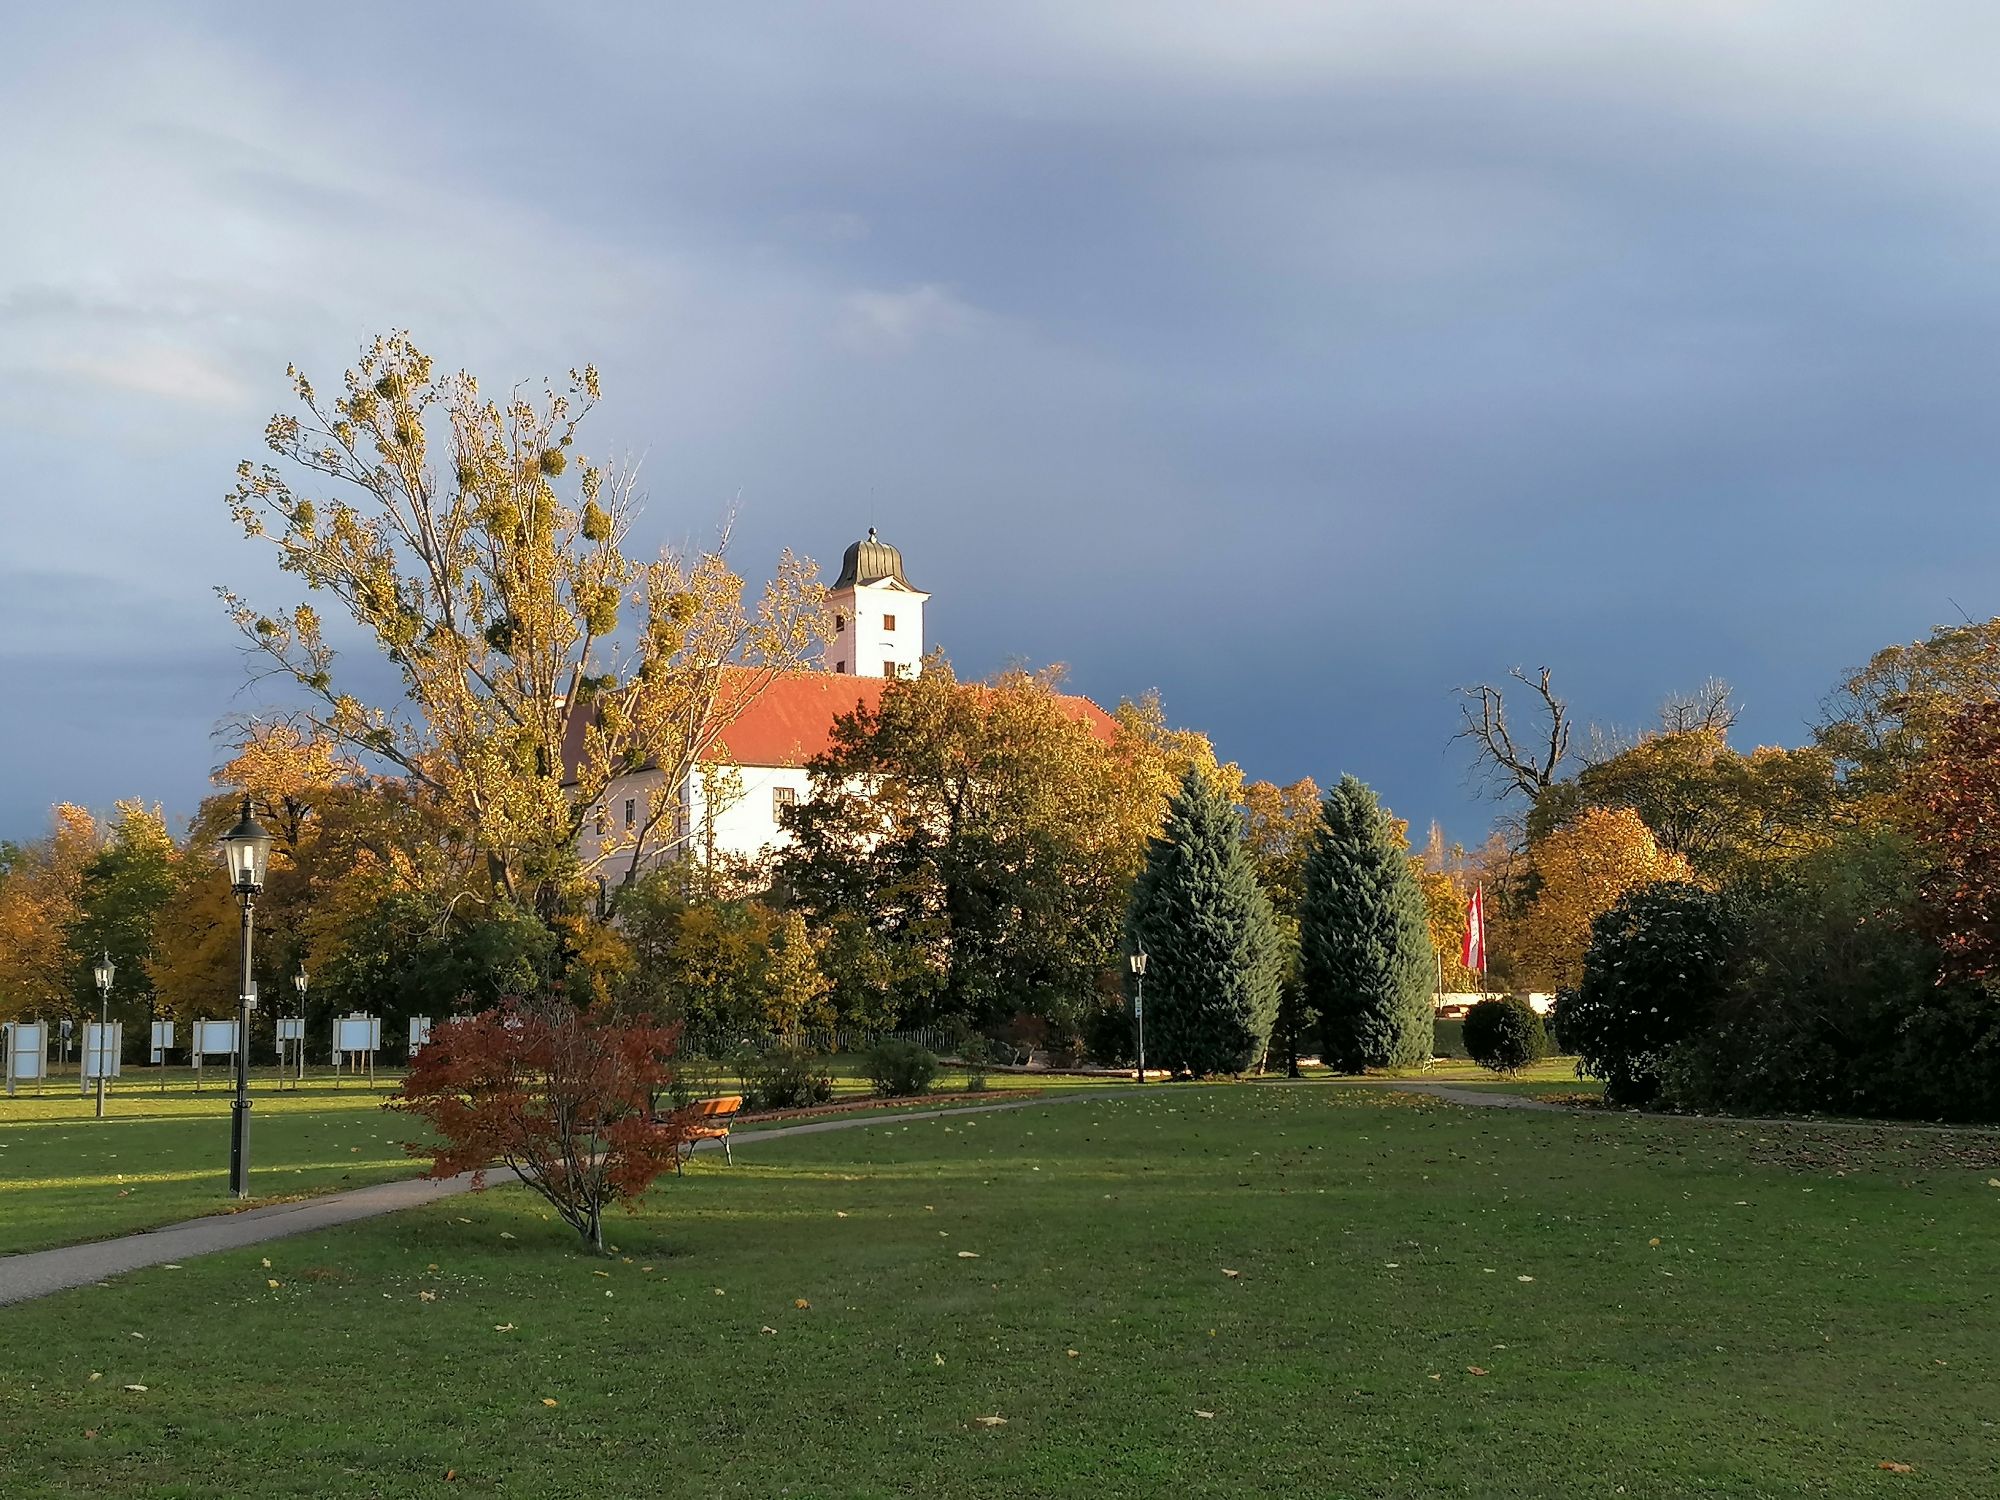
[1454,666,1572,803]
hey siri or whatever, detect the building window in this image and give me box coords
[624,798,636,829]
[772,785,798,818]
[882,613,897,631]
[836,659,847,674]
[882,661,897,678]
[594,805,608,836]
[834,612,845,632]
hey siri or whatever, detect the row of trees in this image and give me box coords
[1462,624,2000,1121]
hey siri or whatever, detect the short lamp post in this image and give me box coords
[292,967,309,1085]
[92,951,116,1119]
[1129,950,1148,1083]
[220,797,273,1199]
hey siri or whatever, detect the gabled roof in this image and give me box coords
[564,668,1121,781]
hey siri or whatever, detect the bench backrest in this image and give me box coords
[690,1095,743,1120]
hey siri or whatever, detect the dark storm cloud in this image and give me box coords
[2,1,1997,839]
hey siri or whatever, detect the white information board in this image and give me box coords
[276,1017,305,1043]
[82,1022,123,1079]
[408,1016,432,1053]
[5,1021,46,1082]
[150,1020,175,1063]
[193,1020,239,1059]
[333,1014,381,1053]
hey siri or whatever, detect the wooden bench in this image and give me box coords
[675,1095,743,1173]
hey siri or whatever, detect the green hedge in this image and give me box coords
[1432,1017,1466,1058]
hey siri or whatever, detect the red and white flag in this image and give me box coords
[1461,887,1486,973]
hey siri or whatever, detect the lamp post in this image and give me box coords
[1129,950,1148,1083]
[292,966,309,1086]
[92,951,116,1119]
[220,797,273,1199]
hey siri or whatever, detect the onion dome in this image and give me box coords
[834,527,915,589]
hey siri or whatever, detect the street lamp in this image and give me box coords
[220,797,273,1199]
[92,951,116,1119]
[1129,950,1148,1084]
[292,966,309,1085]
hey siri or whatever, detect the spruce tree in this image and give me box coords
[1301,776,1435,1071]
[1125,767,1283,1075]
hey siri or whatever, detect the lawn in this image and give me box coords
[0,1075,423,1255]
[0,1064,1128,1255]
[3,1084,1997,1496]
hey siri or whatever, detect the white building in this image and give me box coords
[825,528,929,680]
[573,529,1116,883]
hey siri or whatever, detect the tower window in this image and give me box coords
[834,613,845,632]
[624,798,636,829]
[772,785,798,818]
[882,613,897,631]
[882,661,898,679]
[836,659,847,674]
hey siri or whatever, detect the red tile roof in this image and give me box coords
[563,668,1120,781]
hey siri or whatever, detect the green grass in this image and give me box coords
[0,1075,421,1255]
[4,1085,1998,1496]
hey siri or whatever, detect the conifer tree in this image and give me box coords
[1125,768,1282,1075]
[1301,776,1435,1071]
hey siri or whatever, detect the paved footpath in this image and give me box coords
[0,1094,1110,1308]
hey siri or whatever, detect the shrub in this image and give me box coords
[392,998,686,1252]
[1461,997,1548,1074]
[865,1039,938,1098]
[740,1045,834,1111]
[1565,881,1736,1106]
[1658,830,2000,1123]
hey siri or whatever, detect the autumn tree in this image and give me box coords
[224,332,826,917]
[393,999,688,1251]
[1241,776,1322,918]
[1906,701,2000,980]
[1818,618,2000,796]
[778,659,1167,1036]
[1512,807,1690,991]
[1124,767,1284,1075]
[1300,777,1435,1071]
[1528,728,1837,881]
[64,801,178,1036]
[0,805,100,1022]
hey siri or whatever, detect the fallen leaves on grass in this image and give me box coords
[1195,1410,1215,1419]
[973,1416,1007,1427]
[1221,1268,1241,1278]
[123,1384,148,1393]
[88,1373,101,1382]
[1517,1276,1534,1283]
[794,1298,811,1309]
[761,1326,777,1336]
[266,1279,281,1289]
[419,1290,437,1302]
[500,1232,516,1240]
[713,1287,726,1296]
[1466,1367,1488,1377]
[957,1251,980,1259]
[541,1398,559,1408]
[493,1324,515,1333]
[1879,1461,1915,1473]
[1648,1237,1662,1247]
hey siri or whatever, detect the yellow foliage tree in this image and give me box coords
[1514,807,1690,991]
[0,805,101,1022]
[223,332,828,915]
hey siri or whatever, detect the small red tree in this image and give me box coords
[391,999,689,1251]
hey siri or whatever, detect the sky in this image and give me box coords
[3,1,1998,846]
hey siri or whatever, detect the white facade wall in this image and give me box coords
[585,761,819,877]
[827,581,927,679]
[685,762,816,863]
